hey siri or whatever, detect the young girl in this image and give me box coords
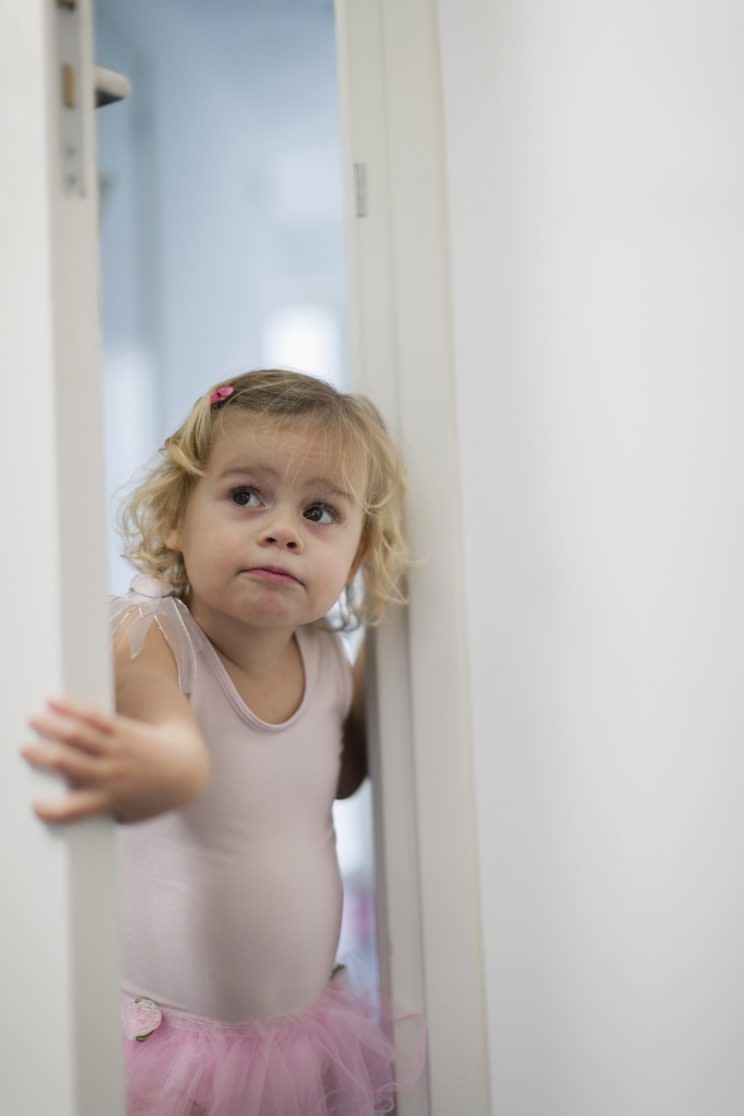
[22,369,412,1116]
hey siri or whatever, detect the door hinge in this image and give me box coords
[55,0,85,195]
[353,162,368,218]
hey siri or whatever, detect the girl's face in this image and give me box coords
[168,415,367,635]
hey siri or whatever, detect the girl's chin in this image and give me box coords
[192,587,336,629]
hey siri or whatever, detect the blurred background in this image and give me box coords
[95,0,378,998]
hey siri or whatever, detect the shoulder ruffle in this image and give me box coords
[111,575,197,694]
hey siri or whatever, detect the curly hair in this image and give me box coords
[119,369,407,628]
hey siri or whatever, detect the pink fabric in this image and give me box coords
[115,596,352,1022]
[112,586,424,1112]
[122,973,422,1116]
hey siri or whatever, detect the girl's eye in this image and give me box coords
[304,503,337,525]
[231,487,261,508]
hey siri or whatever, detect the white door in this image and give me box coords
[1,1,125,1111]
[335,2,491,1113]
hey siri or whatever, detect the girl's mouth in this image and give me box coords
[243,567,302,587]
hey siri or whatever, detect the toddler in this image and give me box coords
[22,369,411,1116]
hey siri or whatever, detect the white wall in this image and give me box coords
[437,3,744,1113]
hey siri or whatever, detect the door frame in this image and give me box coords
[335,3,492,1112]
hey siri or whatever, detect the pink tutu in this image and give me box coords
[121,973,424,1116]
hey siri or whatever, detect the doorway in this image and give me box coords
[95,0,378,998]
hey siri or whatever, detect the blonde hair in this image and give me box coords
[120,369,407,628]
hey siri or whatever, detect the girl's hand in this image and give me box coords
[21,695,209,824]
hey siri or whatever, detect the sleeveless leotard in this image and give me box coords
[111,579,418,1116]
[115,590,351,1023]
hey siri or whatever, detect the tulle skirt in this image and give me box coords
[121,972,423,1116]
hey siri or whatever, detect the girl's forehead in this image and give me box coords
[209,414,367,492]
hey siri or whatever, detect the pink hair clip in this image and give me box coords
[210,385,235,405]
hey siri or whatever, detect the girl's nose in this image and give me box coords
[259,519,302,552]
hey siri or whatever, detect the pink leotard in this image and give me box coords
[115,592,351,1023]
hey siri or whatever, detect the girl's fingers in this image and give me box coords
[45,696,114,735]
[27,710,109,755]
[21,742,102,783]
[23,698,121,824]
[32,787,111,824]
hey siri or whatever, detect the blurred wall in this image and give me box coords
[437,2,744,1112]
[95,0,348,592]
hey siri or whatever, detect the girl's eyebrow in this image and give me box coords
[218,464,278,480]
[304,477,355,503]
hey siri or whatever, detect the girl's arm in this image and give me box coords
[336,645,368,800]
[21,622,209,824]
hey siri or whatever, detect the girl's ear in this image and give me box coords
[347,538,369,585]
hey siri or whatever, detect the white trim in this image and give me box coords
[0,2,124,1111]
[335,2,491,1112]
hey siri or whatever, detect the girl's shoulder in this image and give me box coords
[300,621,353,718]
[111,575,197,694]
